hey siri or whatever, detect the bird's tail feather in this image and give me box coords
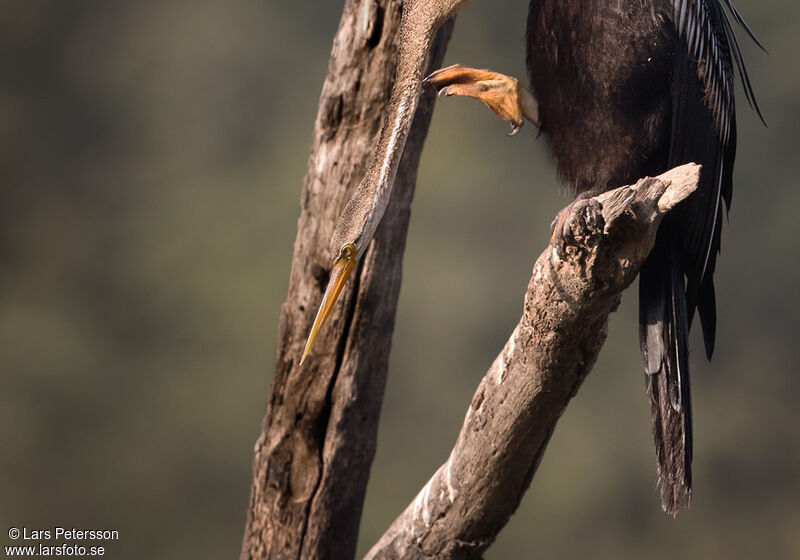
[639,222,693,515]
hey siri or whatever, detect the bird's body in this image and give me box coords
[302,0,759,515]
[525,0,758,513]
[526,1,672,193]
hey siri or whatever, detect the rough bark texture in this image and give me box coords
[365,164,701,560]
[240,3,454,559]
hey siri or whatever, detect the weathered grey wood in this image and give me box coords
[365,164,701,560]
[240,2,454,559]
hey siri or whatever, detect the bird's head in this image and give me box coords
[300,184,383,365]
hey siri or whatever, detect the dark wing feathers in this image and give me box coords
[641,0,758,514]
[720,0,767,122]
[673,0,735,144]
[673,0,763,142]
[669,0,759,342]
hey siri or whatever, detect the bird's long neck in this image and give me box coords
[334,0,468,253]
[363,28,432,238]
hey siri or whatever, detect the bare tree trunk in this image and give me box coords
[364,165,701,559]
[240,2,454,559]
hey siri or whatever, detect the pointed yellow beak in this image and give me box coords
[300,255,358,365]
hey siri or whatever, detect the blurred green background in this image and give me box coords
[1,1,798,558]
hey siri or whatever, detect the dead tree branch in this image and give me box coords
[365,164,701,560]
[240,2,454,559]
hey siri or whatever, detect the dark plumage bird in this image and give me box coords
[524,0,762,514]
[301,0,761,515]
